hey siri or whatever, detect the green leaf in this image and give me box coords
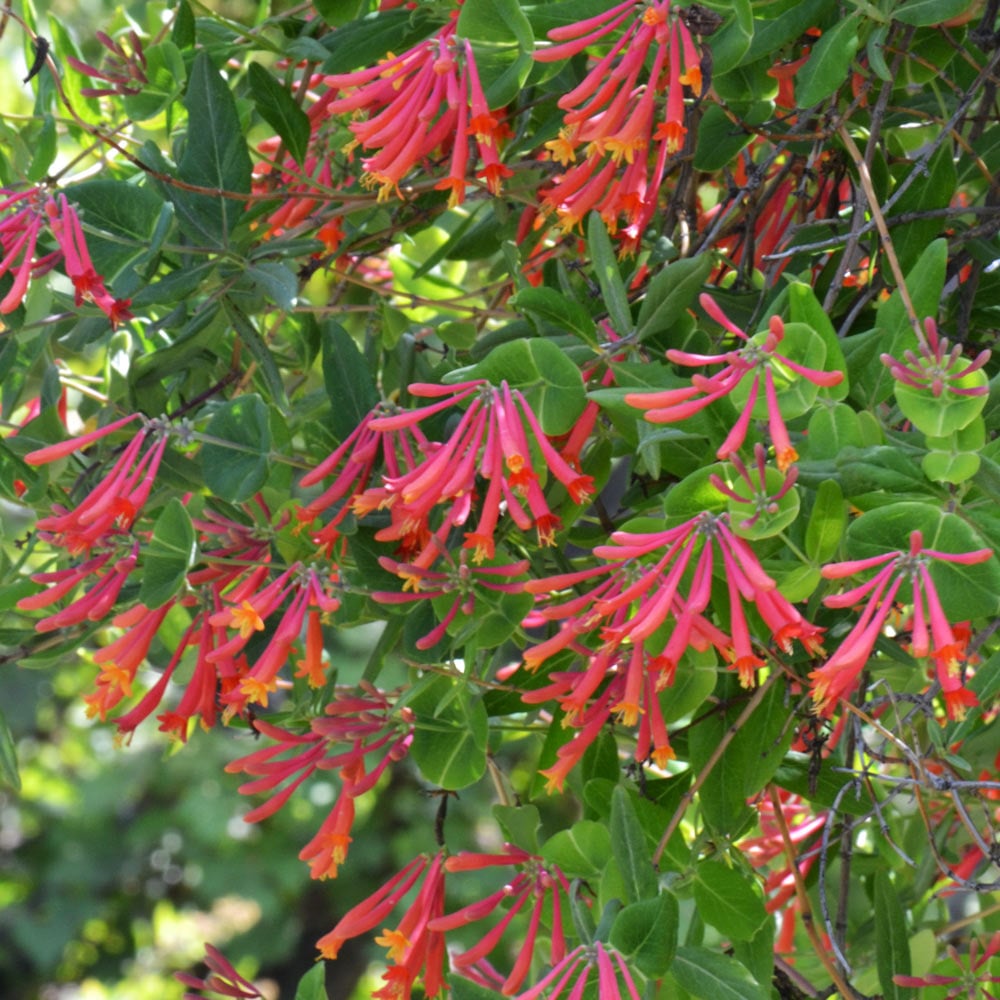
[795,16,860,108]
[786,282,848,400]
[710,0,753,75]
[173,0,196,48]
[511,287,597,345]
[845,503,1000,619]
[671,946,767,1000]
[248,62,311,167]
[201,395,273,503]
[805,479,846,563]
[493,804,540,854]
[893,0,974,25]
[890,146,956,273]
[26,114,56,183]
[805,404,863,461]
[408,675,488,790]
[693,861,768,942]
[540,820,612,878]
[874,871,912,1000]
[225,299,290,413]
[688,678,755,835]
[457,0,535,107]
[610,893,679,977]
[175,50,252,246]
[587,213,633,335]
[321,8,437,72]
[0,705,20,793]
[139,498,196,609]
[694,102,762,172]
[458,337,586,435]
[293,961,329,1000]
[320,319,379,441]
[744,0,837,63]
[636,256,713,343]
[733,681,798,798]
[610,786,658,903]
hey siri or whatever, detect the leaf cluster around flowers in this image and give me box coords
[2,0,1000,998]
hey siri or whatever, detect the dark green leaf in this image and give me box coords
[26,114,56,183]
[710,0,753,75]
[540,820,611,878]
[0,705,20,793]
[457,0,535,106]
[201,395,273,503]
[321,320,379,443]
[694,861,768,941]
[636,256,713,342]
[610,893,679,977]
[511,287,597,345]
[493,804,540,854]
[64,181,166,284]
[671,946,767,1000]
[805,479,846,563]
[874,871,912,1000]
[172,0,196,47]
[795,16,860,108]
[610,786,658,903]
[175,50,252,246]
[321,9,437,73]
[893,0,974,25]
[407,675,488,790]
[688,678,755,835]
[587,213,632,335]
[139,498,196,609]
[248,62,311,167]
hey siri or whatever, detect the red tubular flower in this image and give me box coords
[739,790,827,954]
[430,846,570,995]
[533,1,702,242]
[23,415,165,556]
[318,23,510,204]
[520,511,817,788]
[226,687,413,879]
[316,852,448,999]
[810,530,992,717]
[356,380,594,565]
[626,295,843,470]
[512,941,641,1000]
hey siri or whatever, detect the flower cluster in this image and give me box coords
[0,188,132,324]
[302,381,594,572]
[534,0,703,247]
[226,686,413,879]
[315,22,510,204]
[810,530,992,718]
[520,511,822,790]
[626,294,843,470]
